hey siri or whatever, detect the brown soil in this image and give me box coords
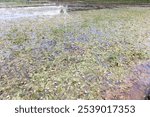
[103,62,150,100]
[126,62,150,100]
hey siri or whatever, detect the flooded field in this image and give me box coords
[0,6,150,99]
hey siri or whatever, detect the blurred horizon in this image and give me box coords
[0,0,150,4]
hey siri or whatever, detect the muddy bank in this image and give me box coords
[67,3,150,11]
[103,62,150,100]
[126,62,150,99]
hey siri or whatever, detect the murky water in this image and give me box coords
[0,6,61,20]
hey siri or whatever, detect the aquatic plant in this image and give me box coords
[0,7,150,99]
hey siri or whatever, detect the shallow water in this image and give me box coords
[0,6,61,20]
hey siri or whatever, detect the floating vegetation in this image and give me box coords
[0,7,150,99]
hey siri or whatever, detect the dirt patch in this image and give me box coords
[126,62,150,99]
[103,62,150,100]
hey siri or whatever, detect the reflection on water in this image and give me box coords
[0,6,61,20]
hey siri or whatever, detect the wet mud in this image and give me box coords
[126,62,150,99]
[104,62,150,100]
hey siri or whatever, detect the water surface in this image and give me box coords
[0,6,61,20]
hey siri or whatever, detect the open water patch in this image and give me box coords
[0,6,61,20]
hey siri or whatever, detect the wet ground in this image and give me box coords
[126,62,150,99]
[103,62,150,100]
[0,6,150,99]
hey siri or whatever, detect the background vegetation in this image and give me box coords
[0,0,150,4]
